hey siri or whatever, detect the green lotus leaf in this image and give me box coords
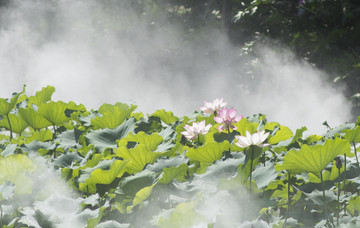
[1,144,17,156]
[20,141,56,154]
[324,123,355,139]
[305,134,323,144]
[343,125,360,143]
[268,126,293,145]
[116,144,162,174]
[0,85,25,116]
[348,196,360,213]
[264,121,280,131]
[37,101,70,125]
[308,160,345,183]
[155,201,208,228]
[53,152,84,167]
[252,163,278,189]
[275,138,351,174]
[81,160,127,188]
[91,103,136,129]
[233,118,259,135]
[98,102,136,114]
[28,85,55,106]
[151,109,179,125]
[81,203,108,228]
[304,189,337,206]
[55,129,82,150]
[0,154,36,194]
[0,113,29,134]
[27,129,53,142]
[86,118,136,151]
[117,131,163,151]
[186,141,230,163]
[116,170,156,197]
[19,107,52,130]
[159,163,189,184]
[146,155,189,173]
[129,183,156,212]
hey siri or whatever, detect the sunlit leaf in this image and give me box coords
[91,103,136,129]
[186,141,230,163]
[348,196,360,213]
[268,126,293,145]
[151,109,179,125]
[0,85,25,116]
[26,129,53,142]
[86,118,136,151]
[343,125,360,143]
[308,160,345,183]
[116,144,161,174]
[80,160,127,193]
[0,113,28,134]
[37,101,70,125]
[276,138,351,174]
[155,201,208,228]
[117,131,163,151]
[19,107,52,130]
[116,170,156,197]
[0,154,36,194]
[233,118,259,135]
[159,163,189,184]
[28,85,55,106]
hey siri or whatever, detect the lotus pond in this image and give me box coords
[1,86,360,227]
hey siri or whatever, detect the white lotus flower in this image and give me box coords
[200,98,227,115]
[181,120,212,141]
[235,130,270,148]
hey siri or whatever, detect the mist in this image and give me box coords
[0,0,352,134]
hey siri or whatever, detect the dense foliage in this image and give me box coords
[1,86,360,227]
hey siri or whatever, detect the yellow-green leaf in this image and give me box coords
[28,86,55,106]
[19,107,52,130]
[151,109,179,125]
[0,114,28,134]
[268,126,293,145]
[0,85,25,116]
[117,131,163,151]
[37,101,70,125]
[116,145,161,174]
[276,138,350,174]
[186,141,230,163]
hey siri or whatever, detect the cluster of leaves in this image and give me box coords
[1,86,360,227]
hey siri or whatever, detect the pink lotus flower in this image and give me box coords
[235,130,270,148]
[200,98,227,115]
[181,120,212,140]
[213,107,243,132]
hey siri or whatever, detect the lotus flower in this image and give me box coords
[181,120,212,140]
[213,107,243,132]
[235,130,270,148]
[200,98,227,115]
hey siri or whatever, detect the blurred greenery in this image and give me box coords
[128,0,360,115]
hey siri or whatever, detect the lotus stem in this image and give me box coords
[288,171,291,212]
[320,171,329,225]
[6,114,13,140]
[353,142,359,168]
[337,165,341,225]
[249,146,255,193]
[53,124,57,139]
[344,154,347,215]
